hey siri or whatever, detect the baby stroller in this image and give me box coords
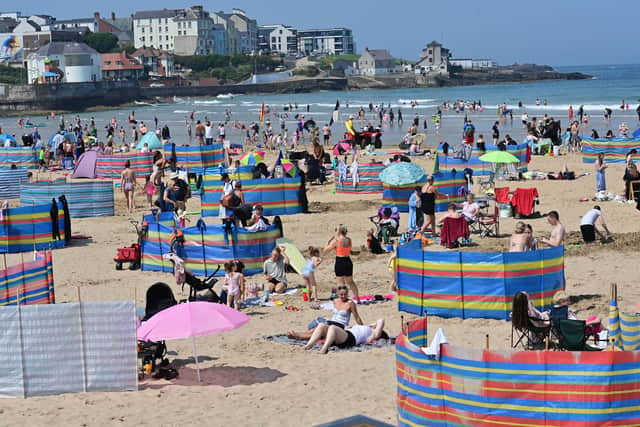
[162,252,221,303]
[138,282,177,373]
[369,206,400,245]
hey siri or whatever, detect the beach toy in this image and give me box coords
[274,300,284,306]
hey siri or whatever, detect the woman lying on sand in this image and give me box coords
[288,319,388,354]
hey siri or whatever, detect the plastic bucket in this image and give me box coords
[498,203,512,218]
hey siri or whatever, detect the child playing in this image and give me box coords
[302,246,322,303]
[176,209,189,228]
[387,249,397,292]
[223,260,244,309]
[143,175,155,208]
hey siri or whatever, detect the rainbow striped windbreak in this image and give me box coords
[335,163,385,194]
[0,169,29,199]
[141,221,280,277]
[383,171,465,213]
[95,152,154,179]
[0,202,67,253]
[21,181,114,218]
[609,298,640,351]
[164,144,224,169]
[396,318,640,427]
[0,251,54,305]
[201,177,303,217]
[397,240,564,320]
[196,166,255,181]
[581,137,640,163]
[434,143,529,176]
[0,147,38,169]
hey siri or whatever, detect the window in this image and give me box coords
[188,22,191,28]
[141,27,144,33]
[165,35,169,41]
[165,18,168,24]
[178,22,181,28]
[150,36,153,41]
[158,27,161,32]
[116,61,123,65]
[159,45,162,49]
[178,30,181,35]
[165,26,168,32]
[428,49,432,54]
[104,61,111,65]
[141,36,145,42]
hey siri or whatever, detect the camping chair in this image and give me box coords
[511,317,552,350]
[629,180,640,202]
[557,319,602,351]
[511,187,539,218]
[477,205,499,237]
[440,216,470,248]
[479,171,496,191]
[549,305,569,345]
[493,187,511,204]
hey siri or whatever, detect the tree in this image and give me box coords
[83,32,118,53]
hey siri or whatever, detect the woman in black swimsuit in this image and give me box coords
[420,175,448,237]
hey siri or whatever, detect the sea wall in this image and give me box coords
[0,78,348,114]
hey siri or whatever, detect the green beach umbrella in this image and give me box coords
[479,151,520,164]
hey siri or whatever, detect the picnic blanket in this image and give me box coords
[266,334,395,352]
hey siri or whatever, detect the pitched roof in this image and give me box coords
[35,41,98,56]
[365,49,394,61]
[101,52,143,71]
[132,47,171,58]
[133,9,179,20]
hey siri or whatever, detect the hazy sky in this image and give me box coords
[12,0,630,66]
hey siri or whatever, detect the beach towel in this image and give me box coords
[265,334,395,352]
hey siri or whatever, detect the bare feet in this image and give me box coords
[303,344,313,351]
[319,347,329,354]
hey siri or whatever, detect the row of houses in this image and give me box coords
[335,41,496,77]
[24,41,174,84]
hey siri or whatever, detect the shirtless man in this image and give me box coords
[509,221,530,252]
[540,211,565,247]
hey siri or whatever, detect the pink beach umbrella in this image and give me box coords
[137,301,250,382]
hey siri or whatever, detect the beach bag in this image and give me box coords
[221,192,240,208]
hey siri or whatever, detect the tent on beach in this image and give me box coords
[72,149,98,178]
[136,132,162,150]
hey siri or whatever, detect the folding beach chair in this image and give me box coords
[477,205,499,237]
[557,319,601,351]
[511,317,551,350]
[493,187,511,204]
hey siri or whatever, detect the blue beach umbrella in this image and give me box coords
[380,162,426,186]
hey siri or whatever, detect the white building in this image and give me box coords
[258,24,297,55]
[27,42,101,83]
[415,40,449,75]
[449,58,497,70]
[357,48,399,76]
[297,28,354,56]
[226,9,257,54]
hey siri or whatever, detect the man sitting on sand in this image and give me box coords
[580,205,611,243]
[540,210,565,247]
[263,246,289,293]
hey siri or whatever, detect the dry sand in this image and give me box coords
[2,150,640,426]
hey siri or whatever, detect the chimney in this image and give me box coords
[111,12,115,21]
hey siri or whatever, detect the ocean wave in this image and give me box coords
[173,110,190,114]
[398,98,436,104]
[193,100,222,105]
[522,103,627,112]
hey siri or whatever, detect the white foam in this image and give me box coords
[398,98,436,104]
[193,100,222,105]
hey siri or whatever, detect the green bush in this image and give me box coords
[82,32,119,53]
[0,66,27,84]
[175,54,283,83]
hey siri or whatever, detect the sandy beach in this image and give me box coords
[2,141,639,426]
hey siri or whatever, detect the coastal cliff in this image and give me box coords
[346,64,591,90]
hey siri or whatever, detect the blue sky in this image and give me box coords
[13,0,628,66]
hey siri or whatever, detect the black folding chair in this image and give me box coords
[557,319,602,351]
[511,317,551,350]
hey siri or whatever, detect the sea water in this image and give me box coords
[2,64,639,148]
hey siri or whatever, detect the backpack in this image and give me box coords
[464,125,474,137]
[221,192,240,208]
